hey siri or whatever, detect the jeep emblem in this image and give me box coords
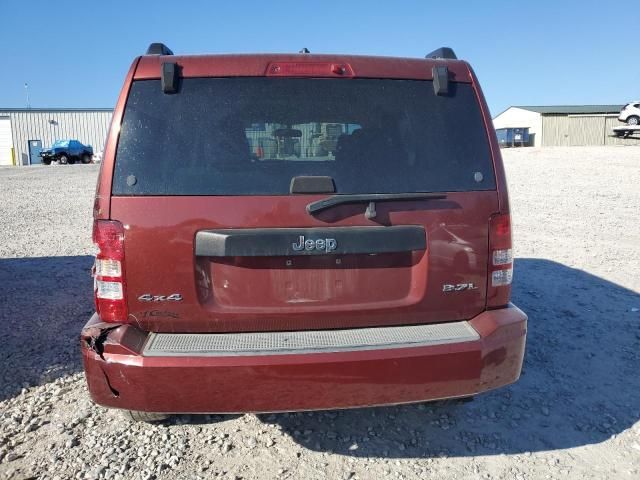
[292,235,337,253]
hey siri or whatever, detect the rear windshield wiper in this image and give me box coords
[307,192,447,218]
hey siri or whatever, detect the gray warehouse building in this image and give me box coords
[493,105,639,147]
[0,108,113,166]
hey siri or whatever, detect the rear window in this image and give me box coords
[113,78,495,195]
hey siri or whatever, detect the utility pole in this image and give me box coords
[24,83,31,109]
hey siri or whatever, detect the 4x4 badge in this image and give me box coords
[138,293,183,302]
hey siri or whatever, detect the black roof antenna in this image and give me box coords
[146,43,174,55]
[299,47,310,54]
[425,47,457,60]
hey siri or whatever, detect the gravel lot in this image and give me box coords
[1,147,639,480]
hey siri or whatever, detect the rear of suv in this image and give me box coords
[81,43,527,420]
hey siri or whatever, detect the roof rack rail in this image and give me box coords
[146,43,174,55]
[425,47,457,60]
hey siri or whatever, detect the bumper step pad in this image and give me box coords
[143,322,479,357]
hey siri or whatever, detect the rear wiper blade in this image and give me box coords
[307,192,447,217]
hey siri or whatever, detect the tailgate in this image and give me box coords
[111,192,497,332]
[108,74,499,333]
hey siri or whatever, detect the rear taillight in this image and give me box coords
[92,220,128,323]
[487,213,512,308]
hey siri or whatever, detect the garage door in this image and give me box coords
[542,115,607,146]
[0,117,13,166]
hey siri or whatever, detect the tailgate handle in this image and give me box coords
[195,226,426,257]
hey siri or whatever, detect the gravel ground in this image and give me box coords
[1,147,639,480]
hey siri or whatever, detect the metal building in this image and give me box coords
[493,105,640,147]
[0,108,113,166]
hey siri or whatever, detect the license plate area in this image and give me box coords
[196,251,427,309]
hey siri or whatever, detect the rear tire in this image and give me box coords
[58,154,68,165]
[627,115,639,126]
[81,153,92,164]
[121,410,170,422]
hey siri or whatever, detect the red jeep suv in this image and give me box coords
[81,43,527,421]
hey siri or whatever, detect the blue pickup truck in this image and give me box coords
[39,139,94,165]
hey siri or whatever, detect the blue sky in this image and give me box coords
[2,0,637,115]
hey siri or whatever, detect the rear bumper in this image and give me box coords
[80,305,527,413]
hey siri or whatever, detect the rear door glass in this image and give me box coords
[113,78,495,195]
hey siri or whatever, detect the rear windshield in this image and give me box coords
[113,78,495,195]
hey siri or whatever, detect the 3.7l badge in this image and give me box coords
[442,283,478,292]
